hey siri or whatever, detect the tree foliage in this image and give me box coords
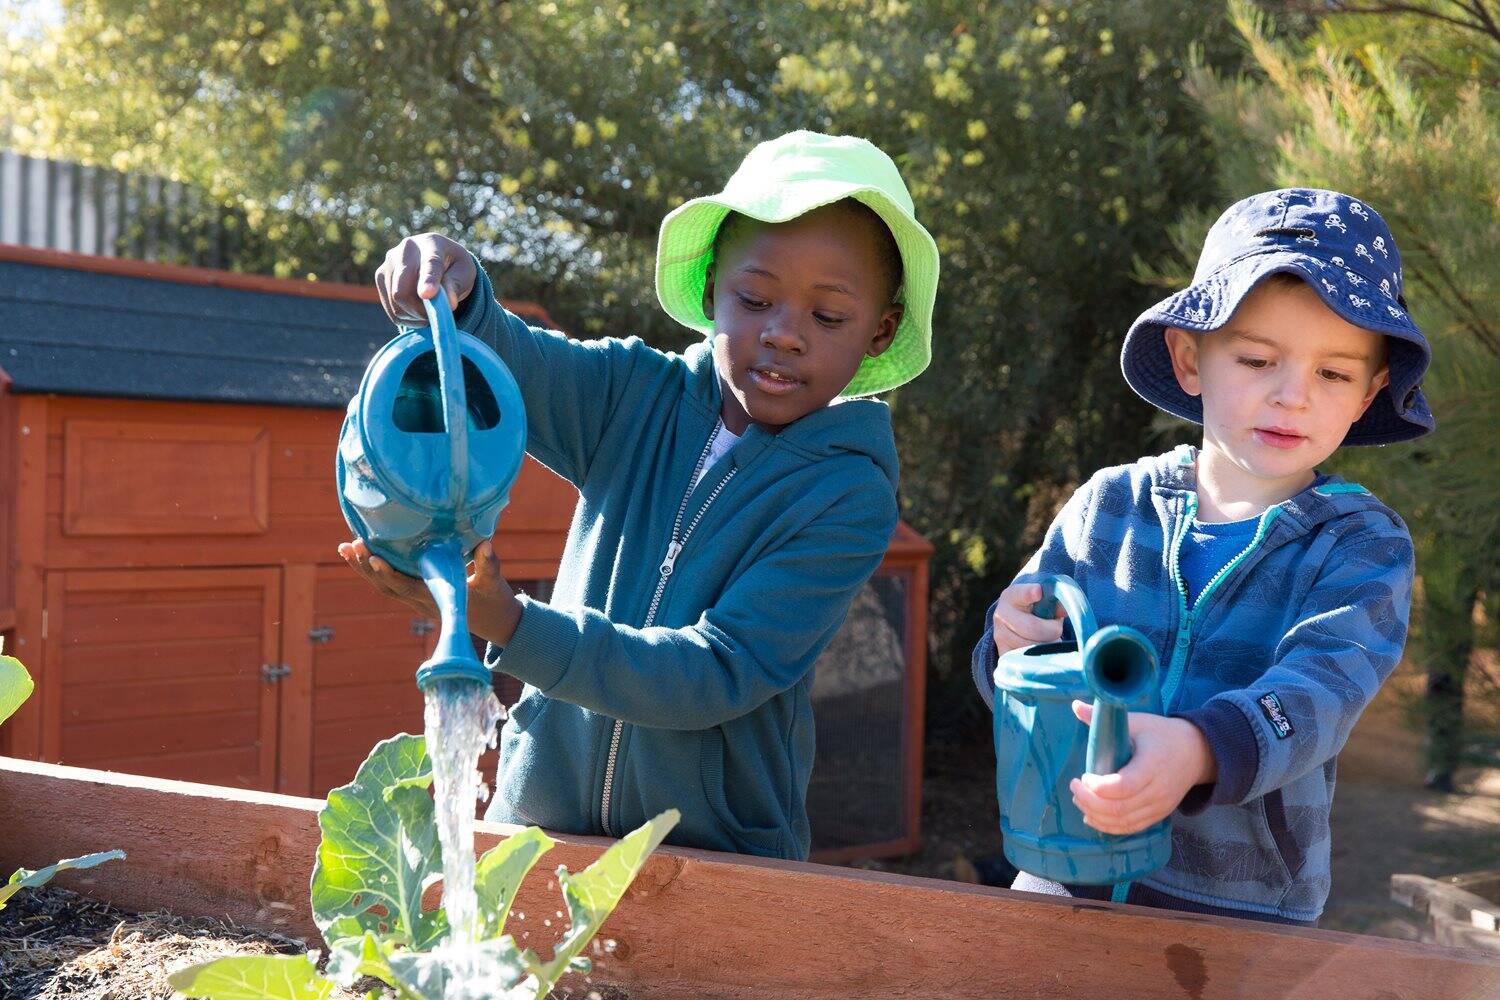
[2,1,1234,731]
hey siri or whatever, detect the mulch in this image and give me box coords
[0,886,631,1000]
[0,887,354,1000]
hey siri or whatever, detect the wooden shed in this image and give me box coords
[0,243,930,859]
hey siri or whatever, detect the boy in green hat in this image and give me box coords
[341,131,940,860]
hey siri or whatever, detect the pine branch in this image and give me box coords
[1324,0,1500,46]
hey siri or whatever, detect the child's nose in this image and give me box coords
[1270,368,1314,409]
[760,317,807,354]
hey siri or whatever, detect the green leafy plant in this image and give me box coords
[170,734,678,999]
[0,648,125,911]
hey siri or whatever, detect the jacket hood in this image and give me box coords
[1146,444,1402,535]
[679,339,900,492]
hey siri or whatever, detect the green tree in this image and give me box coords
[1148,0,1500,780]
[2,1,1232,733]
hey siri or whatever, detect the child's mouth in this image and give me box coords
[1254,427,1306,449]
[749,367,804,395]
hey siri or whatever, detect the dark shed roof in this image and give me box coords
[0,248,557,409]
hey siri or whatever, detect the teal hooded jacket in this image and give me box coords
[454,266,900,860]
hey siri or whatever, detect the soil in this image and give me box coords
[857,658,1500,940]
[0,886,360,1000]
[0,886,631,1000]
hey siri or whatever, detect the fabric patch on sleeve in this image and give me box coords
[1256,691,1295,740]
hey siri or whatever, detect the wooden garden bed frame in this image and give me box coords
[4,756,1499,998]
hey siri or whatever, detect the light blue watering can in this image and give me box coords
[991,575,1171,885]
[336,293,526,690]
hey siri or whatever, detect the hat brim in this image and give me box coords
[655,182,939,397]
[1121,249,1434,446]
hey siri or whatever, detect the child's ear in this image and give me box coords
[1357,366,1391,417]
[1163,327,1202,397]
[701,265,716,321]
[867,303,903,358]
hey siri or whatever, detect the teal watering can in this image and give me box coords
[336,293,526,690]
[991,575,1171,885]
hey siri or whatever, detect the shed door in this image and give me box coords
[304,566,433,795]
[42,567,281,790]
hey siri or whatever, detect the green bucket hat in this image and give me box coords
[655,130,940,397]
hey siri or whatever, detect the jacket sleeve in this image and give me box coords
[453,259,663,489]
[972,474,1099,709]
[484,481,898,730]
[1177,518,1415,811]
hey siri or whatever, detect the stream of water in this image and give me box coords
[424,677,505,997]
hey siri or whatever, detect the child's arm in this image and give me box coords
[480,476,899,730]
[1070,517,1414,833]
[971,474,1099,708]
[379,234,664,489]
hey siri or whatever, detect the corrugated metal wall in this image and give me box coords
[0,149,229,265]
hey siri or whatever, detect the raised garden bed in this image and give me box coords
[5,755,1500,998]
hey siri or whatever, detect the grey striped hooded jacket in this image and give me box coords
[974,445,1414,923]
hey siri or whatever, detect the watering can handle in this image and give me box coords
[420,293,469,507]
[1032,575,1097,644]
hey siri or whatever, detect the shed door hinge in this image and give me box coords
[261,663,292,683]
[308,626,334,644]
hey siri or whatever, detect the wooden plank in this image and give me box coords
[57,638,260,684]
[61,420,270,536]
[62,676,259,725]
[905,557,929,856]
[69,746,265,787]
[278,564,317,795]
[48,567,280,791]
[61,710,262,763]
[257,568,282,791]
[313,682,424,724]
[8,396,49,756]
[313,721,424,765]
[1,757,1496,999]
[40,572,66,760]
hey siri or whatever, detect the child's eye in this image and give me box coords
[1319,369,1353,383]
[1236,356,1269,369]
[737,294,769,310]
[813,312,847,327]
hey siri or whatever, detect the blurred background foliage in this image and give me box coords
[1,0,1493,760]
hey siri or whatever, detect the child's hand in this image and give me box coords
[337,538,524,646]
[374,233,478,327]
[991,582,1066,657]
[1068,700,1217,835]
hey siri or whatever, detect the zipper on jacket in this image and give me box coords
[598,424,739,835]
[1161,495,1282,712]
[1109,492,1280,906]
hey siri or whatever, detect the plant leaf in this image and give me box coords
[0,849,124,912]
[311,733,447,980]
[540,809,679,984]
[384,936,532,1000]
[0,654,34,725]
[324,931,399,992]
[474,827,555,937]
[168,953,338,999]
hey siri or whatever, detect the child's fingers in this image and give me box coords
[417,238,448,302]
[374,266,399,326]
[997,603,1064,644]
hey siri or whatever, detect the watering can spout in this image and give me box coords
[413,539,491,690]
[1081,625,1162,776]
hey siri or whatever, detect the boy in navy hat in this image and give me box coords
[973,189,1433,925]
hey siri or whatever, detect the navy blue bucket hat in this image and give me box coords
[1121,188,1434,445]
